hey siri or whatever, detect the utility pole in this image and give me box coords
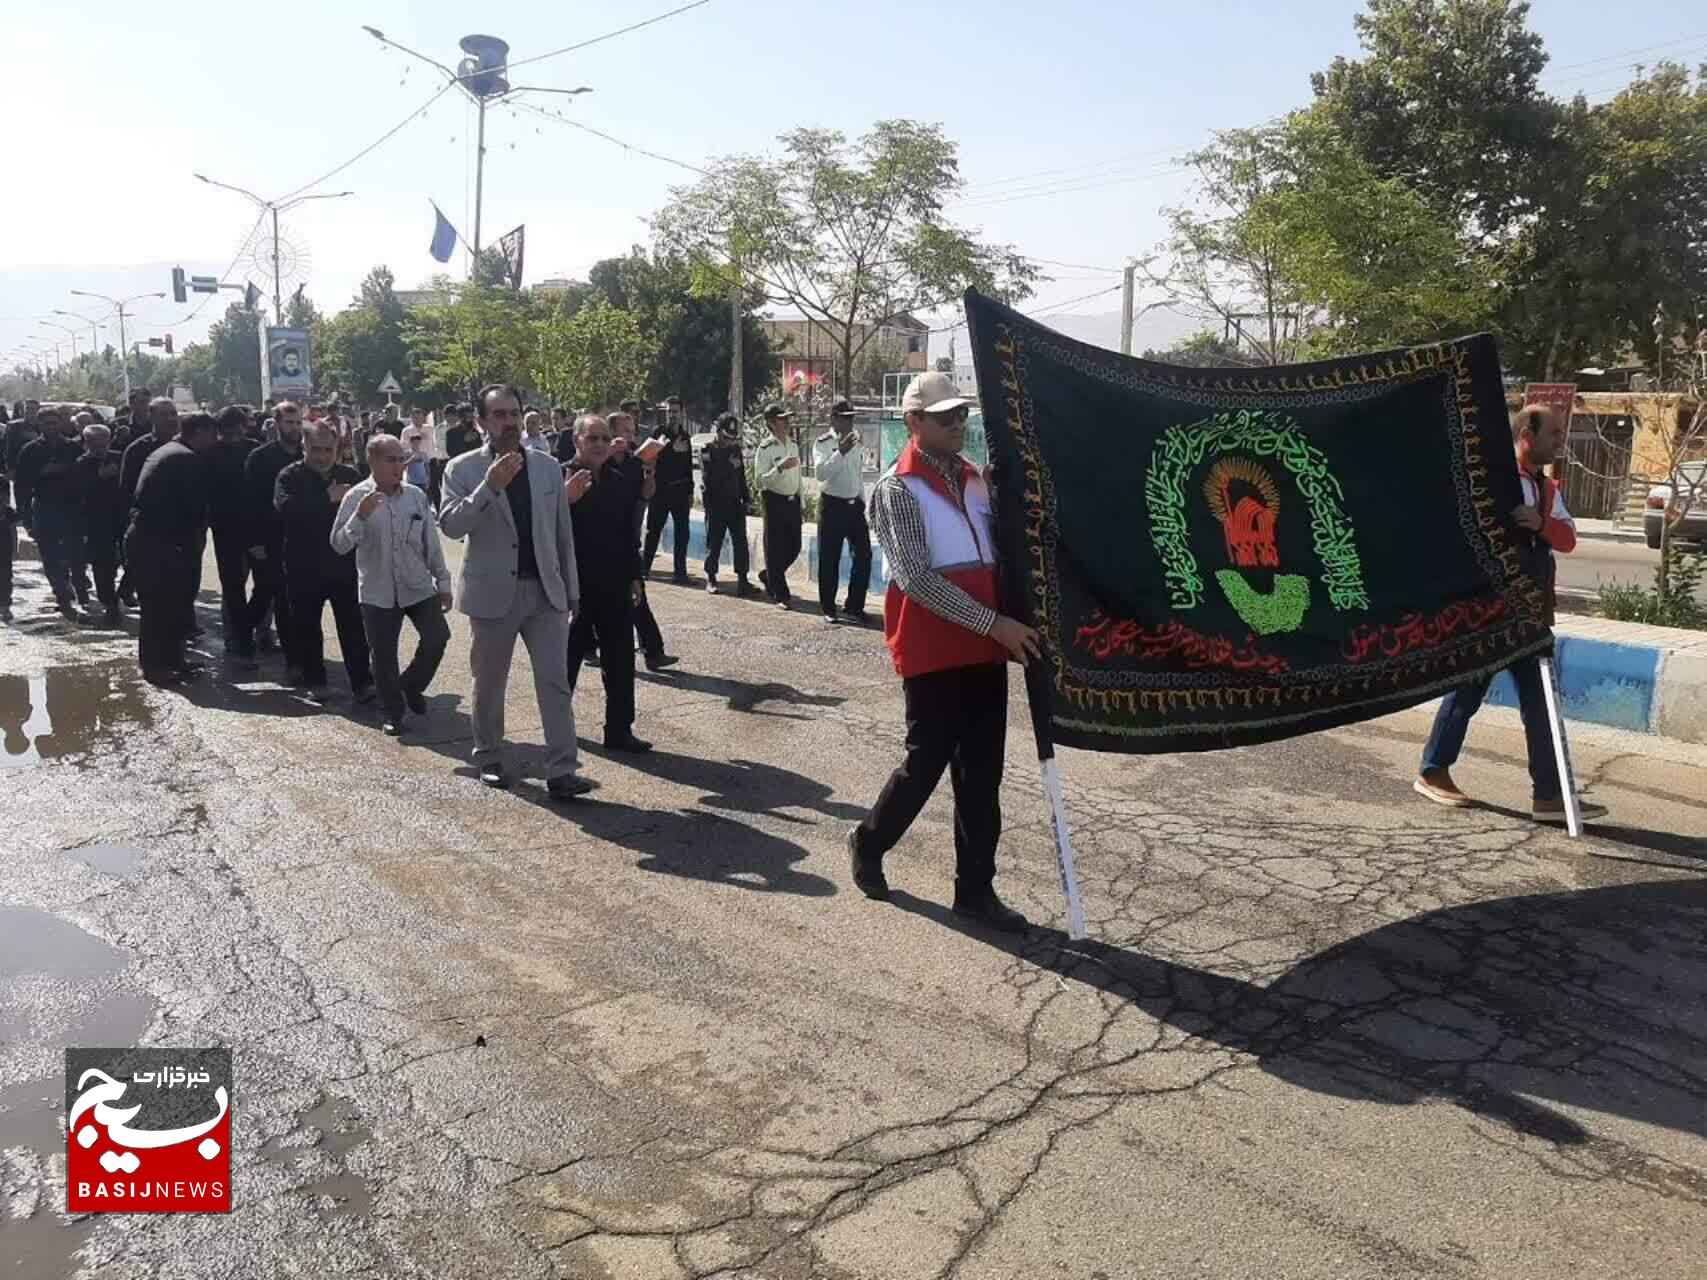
[53,309,106,352]
[38,320,80,366]
[360,28,591,282]
[70,289,164,402]
[1119,262,1136,355]
[193,175,353,322]
[729,266,743,416]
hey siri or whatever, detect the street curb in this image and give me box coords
[1575,525,1648,545]
[674,513,1707,746]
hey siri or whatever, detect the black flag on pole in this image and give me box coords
[497,224,526,291]
[964,289,1552,756]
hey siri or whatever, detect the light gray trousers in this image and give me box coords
[467,576,578,779]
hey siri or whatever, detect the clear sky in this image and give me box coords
[2,0,1700,369]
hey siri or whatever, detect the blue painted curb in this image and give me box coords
[1484,636,1660,733]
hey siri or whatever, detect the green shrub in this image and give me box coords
[1597,546,1706,629]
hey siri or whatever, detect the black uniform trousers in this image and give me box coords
[760,491,801,603]
[643,487,693,577]
[248,542,294,665]
[125,526,201,674]
[854,662,1008,896]
[287,571,371,689]
[212,523,255,653]
[703,502,749,582]
[85,524,122,610]
[633,590,665,659]
[816,494,871,617]
[567,588,636,736]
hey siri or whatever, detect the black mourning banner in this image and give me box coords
[963,290,1553,755]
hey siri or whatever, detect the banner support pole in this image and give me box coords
[1038,752,1088,940]
[1537,655,1582,839]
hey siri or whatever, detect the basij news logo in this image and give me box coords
[65,1047,232,1213]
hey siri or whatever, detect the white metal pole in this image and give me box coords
[1040,758,1088,939]
[1119,263,1135,355]
[472,96,487,275]
[271,206,284,324]
[115,304,132,401]
[1537,656,1583,838]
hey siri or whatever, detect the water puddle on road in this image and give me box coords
[66,843,145,880]
[0,907,128,982]
[0,662,154,770]
[259,1094,375,1220]
[0,986,154,1280]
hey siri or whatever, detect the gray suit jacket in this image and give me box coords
[437,445,579,619]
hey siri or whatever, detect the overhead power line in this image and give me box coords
[504,0,714,73]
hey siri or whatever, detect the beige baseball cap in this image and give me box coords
[900,371,974,415]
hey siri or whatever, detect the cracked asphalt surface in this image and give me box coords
[2,534,1705,1279]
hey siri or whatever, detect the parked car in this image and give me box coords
[1644,461,1707,549]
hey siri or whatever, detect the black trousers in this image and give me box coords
[567,589,636,735]
[643,487,692,576]
[855,663,1009,895]
[761,491,802,602]
[248,543,294,665]
[0,544,12,608]
[704,502,749,581]
[126,526,199,674]
[212,524,254,654]
[360,596,450,719]
[287,572,371,689]
[817,494,871,616]
[633,589,665,658]
[85,525,122,609]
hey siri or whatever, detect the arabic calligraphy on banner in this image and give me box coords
[962,289,1553,754]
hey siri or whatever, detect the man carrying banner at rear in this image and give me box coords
[1414,403,1609,824]
[846,371,1040,933]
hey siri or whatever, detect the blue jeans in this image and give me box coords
[1420,656,1560,801]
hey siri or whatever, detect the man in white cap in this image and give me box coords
[845,371,1040,932]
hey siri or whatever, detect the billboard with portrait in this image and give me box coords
[265,327,312,399]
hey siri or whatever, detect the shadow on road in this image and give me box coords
[889,877,1707,1143]
[580,741,865,825]
[637,667,846,719]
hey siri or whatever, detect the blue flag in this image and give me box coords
[429,203,459,263]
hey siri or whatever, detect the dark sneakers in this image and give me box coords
[644,652,679,672]
[547,774,594,801]
[846,828,890,901]
[404,686,428,716]
[605,732,653,754]
[479,765,510,789]
[951,889,1030,934]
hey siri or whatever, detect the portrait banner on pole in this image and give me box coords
[963,289,1553,755]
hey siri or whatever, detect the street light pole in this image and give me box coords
[70,289,165,402]
[39,321,80,365]
[191,176,353,323]
[472,96,487,266]
[54,308,106,352]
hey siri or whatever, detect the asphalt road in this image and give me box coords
[1559,533,1707,604]
[3,537,1705,1279]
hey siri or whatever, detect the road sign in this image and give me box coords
[377,371,403,395]
[190,275,219,294]
[1523,382,1579,425]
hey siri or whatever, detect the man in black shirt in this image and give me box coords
[642,395,695,584]
[75,421,127,626]
[207,406,259,659]
[118,396,180,609]
[14,406,88,616]
[273,423,373,699]
[564,413,651,753]
[701,412,752,596]
[127,412,216,684]
[2,400,40,476]
[245,400,304,674]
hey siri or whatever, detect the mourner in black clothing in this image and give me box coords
[118,396,181,609]
[75,422,127,624]
[273,424,373,698]
[701,412,752,596]
[564,414,651,753]
[642,395,695,583]
[244,401,304,672]
[14,407,88,614]
[2,400,40,476]
[0,477,17,622]
[608,410,676,670]
[127,413,216,685]
[208,406,259,658]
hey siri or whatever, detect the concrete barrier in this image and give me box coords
[677,512,1707,743]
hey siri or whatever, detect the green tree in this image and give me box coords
[1310,0,1555,246]
[322,267,415,406]
[654,120,1037,399]
[403,280,530,402]
[1141,331,1262,367]
[587,248,776,418]
[529,299,652,411]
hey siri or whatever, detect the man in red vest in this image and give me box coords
[847,372,1041,932]
[1414,403,1608,824]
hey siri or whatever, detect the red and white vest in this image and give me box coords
[882,441,1009,678]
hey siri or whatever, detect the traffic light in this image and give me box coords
[163,334,173,355]
[171,266,187,304]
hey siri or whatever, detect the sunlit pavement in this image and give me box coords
[3,535,1705,1280]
